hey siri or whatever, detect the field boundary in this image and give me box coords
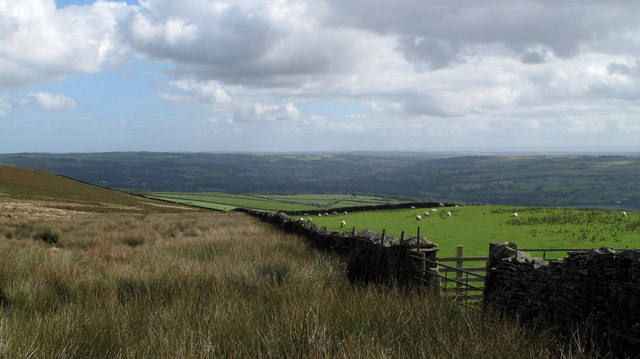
[282,201,456,216]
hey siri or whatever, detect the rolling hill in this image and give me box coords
[1,152,639,209]
[0,165,192,213]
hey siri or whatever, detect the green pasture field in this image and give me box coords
[310,205,639,259]
[144,192,400,212]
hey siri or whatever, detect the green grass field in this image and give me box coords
[309,205,639,258]
[144,192,400,211]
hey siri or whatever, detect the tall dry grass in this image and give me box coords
[0,209,601,358]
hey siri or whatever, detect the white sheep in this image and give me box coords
[416,215,422,221]
[423,211,430,217]
[318,213,322,217]
[343,211,348,215]
[446,211,452,217]
[307,217,313,222]
[299,218,304,222]
[333,211,338,215]
[340,220,346,228]
[621,211,627,220]
[512,212,519,217]
[431,208,438,212]
[325,212,329,216]
[410,206,416,209]
[439,203,445,207]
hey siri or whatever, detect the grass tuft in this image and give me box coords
[33,228,60,245]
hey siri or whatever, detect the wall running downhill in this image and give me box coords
[236,209,439,287]
[484,242,640,356]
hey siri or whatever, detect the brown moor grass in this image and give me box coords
[0,205,600,358]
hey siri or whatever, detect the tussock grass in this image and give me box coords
[0,208,602,358]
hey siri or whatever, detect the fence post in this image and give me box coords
[396,231,405,282]
[351,226,356,252]
[378,229,386,280]
[456,245,463,295]
[417,226,426,284]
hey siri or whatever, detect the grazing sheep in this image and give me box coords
[299,218,304,222]
[307,217,313,222]
[423,211,430,217]
[446,211,452,217]
[439,203,445,207]
[512,212,519,217]
[343,211,348,215]
[416,215,422,221]
[431,208,438,212]
[340,220,346,228]
[333,211,338,215]
[455,204,459,207]
[410,206,416,209]
[621,211,627,220]
[318,213,322,217]
[325,212,329,216]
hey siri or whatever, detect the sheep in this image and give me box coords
[416,215,422,221]
[343,211,348,215]
[333,211,338,215]
[340,220,346,228]
[325,212,329,216]
[446,211,452,217]
[307,217,313,222]
[620,211,627,220]
[410,206,416,209]
[318,213,322,217]
[431,208,438,212]
[512,212,519,217]
[423,211,430,217]
[439,203,445,207]
[299,218,304,222]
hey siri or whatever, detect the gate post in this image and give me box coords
[456,245,463,295]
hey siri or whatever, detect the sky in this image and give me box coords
[1,0,639,153]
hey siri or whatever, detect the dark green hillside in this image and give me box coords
[1,152,639,209]
[394,156,640,208]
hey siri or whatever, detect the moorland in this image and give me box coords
[0,166,612,357]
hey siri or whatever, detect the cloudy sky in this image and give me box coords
[1,0,639,153]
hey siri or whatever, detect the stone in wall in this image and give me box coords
[484,242,640,357]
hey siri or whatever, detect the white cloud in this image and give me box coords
[0,97,11,117]
[18,92,77,111]
[160,79,232,105]
[2,0,640,151]
[232,101,300,123]
[0,0,130,89]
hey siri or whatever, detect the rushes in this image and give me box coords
[0,210,600,358]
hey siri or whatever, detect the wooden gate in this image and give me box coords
[412,245,487,308]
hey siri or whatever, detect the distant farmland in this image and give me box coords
[144,192,401,211]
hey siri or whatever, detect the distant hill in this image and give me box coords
[0,165,190,213]
[1,152,639,209]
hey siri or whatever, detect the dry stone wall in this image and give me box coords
[236,208,439,286]
[283,202,453,216]
[484,242,640,357]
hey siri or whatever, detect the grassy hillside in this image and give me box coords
[0,165,190,213]
[310,205,639,258]
[0,167,602,357]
